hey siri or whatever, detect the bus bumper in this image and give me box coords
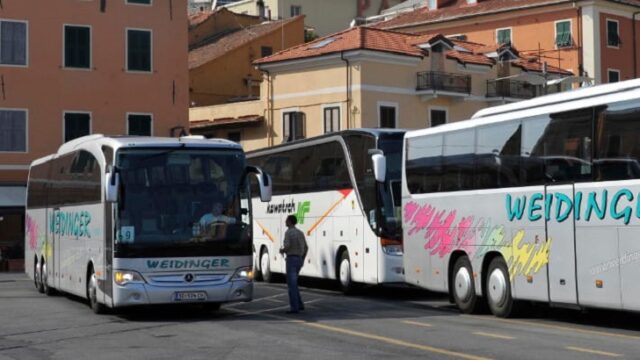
[379,253,405,283]
[112,280,253,307]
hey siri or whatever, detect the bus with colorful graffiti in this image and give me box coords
[25,134,272,313]
[248,129,405,293]
[402,78,640,317]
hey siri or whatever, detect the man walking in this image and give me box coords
[280,215,308,314]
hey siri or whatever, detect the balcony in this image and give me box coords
[416,71,471,95]
[486,79,537,99]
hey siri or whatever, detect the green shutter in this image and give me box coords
[555,21,571,47]
[497,29,511,45]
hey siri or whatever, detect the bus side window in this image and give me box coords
[442,130,475,192]
[406,134,443,194]
[476,122,521,189]
[594,106,640,181]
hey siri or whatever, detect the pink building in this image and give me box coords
[0,0,189,268]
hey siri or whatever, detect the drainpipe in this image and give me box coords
[260,68,274,147]
[341,51,351,129]
[576,2,584,78]
[633,11,640,78]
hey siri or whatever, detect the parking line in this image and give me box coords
[566,346,622,357]
[473,332,515,340]
[229,308,491,360]
[305,322,492,360]
[468,315,640,342]
[402,320,433,328]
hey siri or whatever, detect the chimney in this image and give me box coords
[257,0,266,20]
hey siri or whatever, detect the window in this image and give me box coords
[476,122,521,189]
[555,20,572,48]
[227,131,241,143]
[127,29,151,72]
[127,0,152,4]
[64,112,91,142]
[127,113,152,136]
[27,162,51,209]
[49,151,101,207]
[594,106,640,181]
[441,130,475,191]
[283,111,305,142]
[496,28,511,45]
[607,19,620,47]
[0,109,26,152]
[324,106,340,133]
[290,5,302,16]
[64,25,91,69]
[0,20,27,66]
[261,46,272,58]
[406,135,443,194]
[430,109,447,127]
[379,105,396,128]
[608,69,620,83]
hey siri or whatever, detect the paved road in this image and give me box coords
[1,273,639,360]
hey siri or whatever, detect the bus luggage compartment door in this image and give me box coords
[545,184,578,305]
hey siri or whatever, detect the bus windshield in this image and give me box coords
[115,148,251,258]
[377,134,403,239]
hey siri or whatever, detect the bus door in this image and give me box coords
[545,184,578,305]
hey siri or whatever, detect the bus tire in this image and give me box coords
[452,256,477,314]
[486,257,516,318]
[42,261,54,296]
[260,249,273,283]
[338,251,354,294]
[87,267,107,315]
[34,258,44,293]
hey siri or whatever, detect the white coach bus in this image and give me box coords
[25,135,271,313]
[248,129,405,293]
[403,79,640,317]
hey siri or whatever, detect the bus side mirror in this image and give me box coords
[105,167,119,203]
[246,165,272,202]
[370,151,386,183]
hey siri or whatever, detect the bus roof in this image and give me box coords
[247,128,407,156]
[472,78,640,119]
[30,134,242,166]
[407,78,640,140]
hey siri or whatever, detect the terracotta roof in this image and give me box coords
[190,115,264,130]
[373,0,640,30]
[512,59,573,75]
[254,26,425,65]
[446,50,495,66]
[189,16,302,69]
[189,7,259,28]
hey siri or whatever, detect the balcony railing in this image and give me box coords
[416,71,471,94]
[486,79,537,99]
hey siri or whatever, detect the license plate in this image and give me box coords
[174,291,207,301]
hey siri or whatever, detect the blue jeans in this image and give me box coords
[286,255,303,312]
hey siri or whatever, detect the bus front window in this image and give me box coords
[114,148,251,258]
[377,137,402,240]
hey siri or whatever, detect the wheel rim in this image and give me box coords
[89,273,98,306]
[42,263,48,291]
[454,266,473,302]
[34,262,40,289]
[339,258,350,287]
[488,267,508,307]
[261,252,270,278]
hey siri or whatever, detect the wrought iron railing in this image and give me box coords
[416,71,471,94]
[486,79,537,99]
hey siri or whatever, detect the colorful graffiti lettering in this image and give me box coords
[48,211,92,239]
[26,215,39,251]
[404,201,551,279]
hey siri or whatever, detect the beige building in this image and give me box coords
[0,0,189,268]
[189,26,570,150]
[223,0,406,36]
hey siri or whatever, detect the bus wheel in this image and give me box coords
[34,259,44,293]
[42,262,54,296]
[452,256,477,314]
[260,249,273,283]
[87,268,107,315]
[486,257,516,318]
[338,251,354,294]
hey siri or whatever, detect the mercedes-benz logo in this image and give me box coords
[184,273,194,283]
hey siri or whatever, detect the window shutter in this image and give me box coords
[1,22,26,65]
[283,113,291,142]
[294,112,305,139]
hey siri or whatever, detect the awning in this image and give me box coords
[0,186,26,207]
[190,115,264,132]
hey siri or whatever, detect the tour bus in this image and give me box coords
[25,134,271,313]
[403,78,640,317]
[248,129,404,293]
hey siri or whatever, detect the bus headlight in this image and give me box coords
[231,267,254,281]
[381,238,403,255]
[114,270,145,286]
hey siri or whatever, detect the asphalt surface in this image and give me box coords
[1,273,640,359]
